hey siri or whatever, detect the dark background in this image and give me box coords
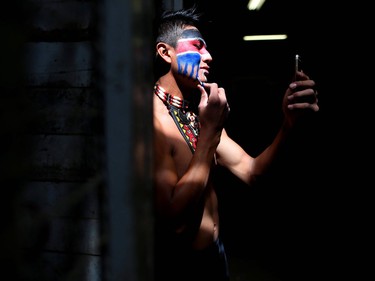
[162,1,370,280]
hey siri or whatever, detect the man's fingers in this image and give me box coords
[198,84,208,105]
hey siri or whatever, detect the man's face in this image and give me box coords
[175,28,210,82]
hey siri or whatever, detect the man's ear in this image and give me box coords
[156,42,172,63]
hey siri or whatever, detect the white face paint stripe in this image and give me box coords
[177,37,207,46]
[177,51,200,56]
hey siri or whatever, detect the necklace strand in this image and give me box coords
[154,84,189,110]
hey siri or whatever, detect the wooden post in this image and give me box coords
[97,0,154,280]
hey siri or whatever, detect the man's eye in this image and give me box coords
[194,42,203,49]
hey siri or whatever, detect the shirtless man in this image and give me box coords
[152,7,319,281]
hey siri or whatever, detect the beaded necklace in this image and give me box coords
[154,84,199,153]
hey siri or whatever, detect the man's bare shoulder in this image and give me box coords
[153,103,182,156]
[154,107,175,135]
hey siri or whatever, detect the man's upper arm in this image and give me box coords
[216,129,254,184]
[153,118,178,216]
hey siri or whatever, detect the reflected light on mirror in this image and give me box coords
[243,34,288,41]
[247,0,267,10]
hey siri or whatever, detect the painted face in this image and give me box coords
[175,29,208,81]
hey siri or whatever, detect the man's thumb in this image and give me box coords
[198,85,208,105]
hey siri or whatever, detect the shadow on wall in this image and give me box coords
[0,1,40,280]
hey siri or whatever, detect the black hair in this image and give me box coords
[155,6,202,48]
[153,6,203,80]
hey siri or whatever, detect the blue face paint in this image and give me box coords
[177,52,201,80]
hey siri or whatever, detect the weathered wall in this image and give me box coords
[2,0,154,280]
[21,1,103,280]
